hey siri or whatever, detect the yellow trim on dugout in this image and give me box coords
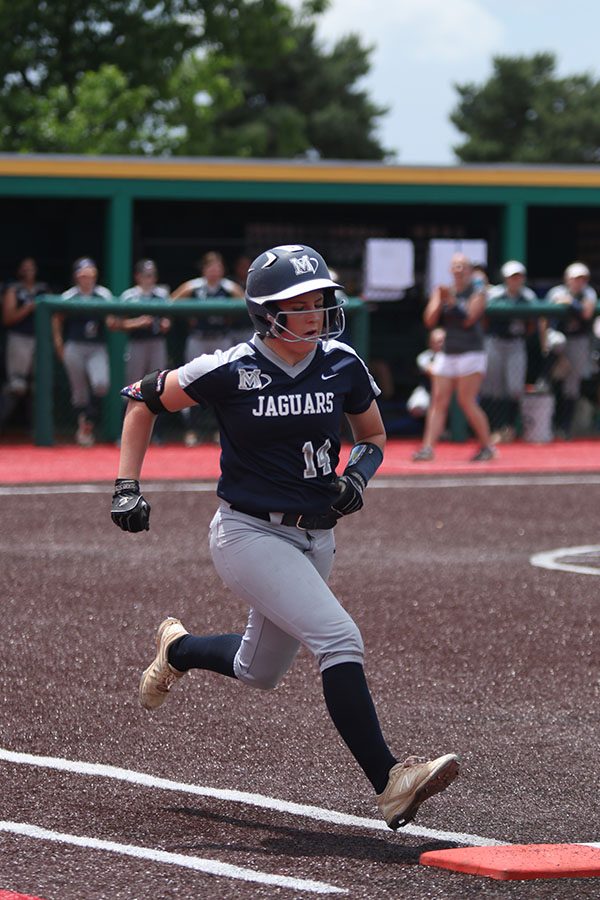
[2,155,600,188]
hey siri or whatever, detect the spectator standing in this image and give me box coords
[171,251,244,445]
[1,257,47,433]
[52,257,112,446]
[543,262,597,437]
[481,260,538,443]
[413,253,495,462]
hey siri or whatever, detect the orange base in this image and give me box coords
[420,844,600,881]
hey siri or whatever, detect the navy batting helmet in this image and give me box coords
[245,244,345,341]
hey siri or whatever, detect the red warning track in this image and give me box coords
[0,892,47,900]
[1,438,599,484]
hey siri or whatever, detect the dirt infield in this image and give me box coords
[1,477,600,898]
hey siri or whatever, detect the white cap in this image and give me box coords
[501,260,526,279]
[565,262,590,280]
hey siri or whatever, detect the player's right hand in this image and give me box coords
[329,472,365,516]
[111,478,151,532]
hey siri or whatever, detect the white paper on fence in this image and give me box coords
[363,239,415,301]
[426,239,488,294]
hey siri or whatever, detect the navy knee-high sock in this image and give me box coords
[168,634,242,678]
[322,662,397,793]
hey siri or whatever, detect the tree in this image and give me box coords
[0,0,387,159]
[451,53,600,164]
[0,0,208,150]
[16,65,175,155]
[181,0,387,159]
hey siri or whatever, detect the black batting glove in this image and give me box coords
[111,478,151,532]
[329,472,365,517]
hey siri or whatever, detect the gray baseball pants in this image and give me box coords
[126,338,168,384]
[63,341,109,408]
[562,334,592,398]
[209,505,364,689]
[482,336,527,398]
[5,332,35,395]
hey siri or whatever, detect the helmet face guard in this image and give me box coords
[263,293,346,343]
[245,244,346,341]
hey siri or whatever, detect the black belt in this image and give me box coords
[230,505,338,530]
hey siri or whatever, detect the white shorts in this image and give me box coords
[431,351,487,379]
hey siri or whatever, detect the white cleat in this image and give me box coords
[376,753,460,830]
[139,617,188,711]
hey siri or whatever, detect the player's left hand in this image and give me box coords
[111,478,151,532]
[329,472,365,516]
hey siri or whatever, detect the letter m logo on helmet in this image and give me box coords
[289,254,318,277]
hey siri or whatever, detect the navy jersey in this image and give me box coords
[545,283,598,335]
[61,285,112,342]
[7,281,48,335]
[485,284,538,338]
[121,285,169,339]
[187,277,239,335]
[178,336,380,514]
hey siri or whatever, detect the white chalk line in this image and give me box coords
[530,545,600,577]
[0,748,500,897]
[2,472,600,495]
[0,747,504,855]
[0,481,216,495]
[0,820,345,895]
[2,751,597,893]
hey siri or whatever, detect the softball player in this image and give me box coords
[52,257,112,446]
[111,259,171,383]
[111,244,459,830]
[1,257,47,431]
[481,260,538,443]
[107,259,172,443]
[172,251,246,446]
[544,262,597,437]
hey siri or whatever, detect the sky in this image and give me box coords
[293,0,600,165]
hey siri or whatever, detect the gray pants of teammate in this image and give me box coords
[562,334,592,399]
[63,341,109,408]
[209,506,364,689]
[482,336,527,398]
[5,332,35,395]
[185,332,236,359]
[126,338,168,384]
